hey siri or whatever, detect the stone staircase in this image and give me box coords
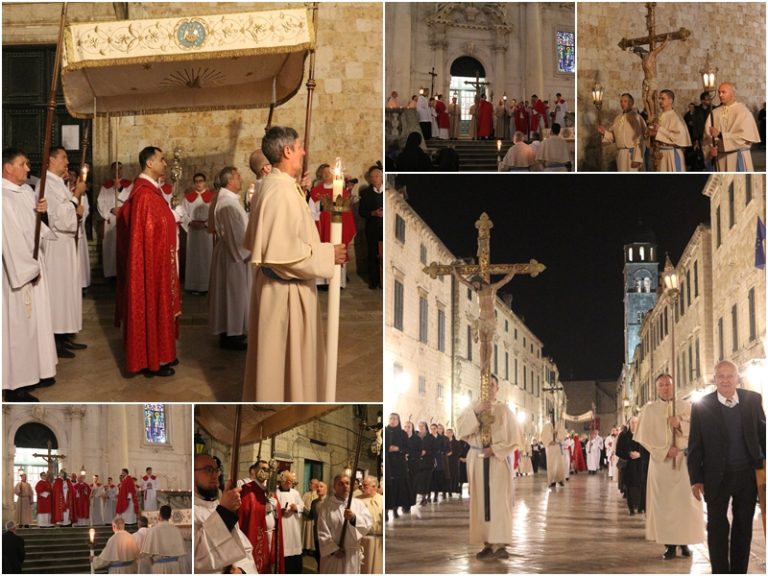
[425,138,512,171]
[17,524,136,574]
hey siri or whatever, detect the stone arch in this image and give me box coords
[14,422,58,449]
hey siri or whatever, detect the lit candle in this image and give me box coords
[89,528,95,544]
[81,164,90,183]
[332,157,343,201]
[496,140,502,152]
[247,182,256,204]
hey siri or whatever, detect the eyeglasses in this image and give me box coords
[194,466,220,475]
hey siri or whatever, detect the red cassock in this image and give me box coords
[476,99,494,138]
[435,100,451,130]
[119,177,181,372]
[238,483,285,574]
[514,104,529,133]
[531,99,549,132]
[572,437,587,472]
[35,479,53,514]
[74,482,91,520]
[103,178,133,191]
[310,184,357,248]
[52,478,76,524]
[116,476,139,516]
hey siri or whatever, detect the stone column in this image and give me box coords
[68,406,86,476]
[431,23,448,96]
[385,3,412,96]
[494,26,508,98]
[526,3,545,98]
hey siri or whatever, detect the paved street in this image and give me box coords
[385,470,765,574]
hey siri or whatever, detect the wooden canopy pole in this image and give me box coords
[229,405,243,486]
[301,2,319,177]
[34,2,68,260]
[338,412,367,551]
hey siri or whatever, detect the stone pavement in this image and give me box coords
[34,260,382,403]
[385,470,766,574]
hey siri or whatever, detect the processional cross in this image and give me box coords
[424,213,545,519]
[428,66,438,97]
[464,70,490,100]
[618,2,690,124]
[32,440,66,478]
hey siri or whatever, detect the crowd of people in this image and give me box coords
[598,82,763,172]
[386,362,765,574]
[3,129,383,402]
[194,453,383,574]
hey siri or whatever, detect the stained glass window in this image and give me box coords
[556,31,575,73]
[144,404,168,444]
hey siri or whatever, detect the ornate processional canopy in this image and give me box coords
[61,8,316,118]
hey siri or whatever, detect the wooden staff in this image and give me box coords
[33,2,68,260]
[338,413,366,551]
[229,405,243,487]
[74,124,90,251]
[301,2,319,177]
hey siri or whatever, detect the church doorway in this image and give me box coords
[303,458,323,493]
[449,56,487,137]
[13,422,59,503]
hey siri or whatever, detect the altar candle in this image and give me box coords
[332,157,343,201]
[496,140,502,152]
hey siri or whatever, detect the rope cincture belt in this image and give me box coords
[260,266,304,283]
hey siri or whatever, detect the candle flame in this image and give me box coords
[496,140,502,151]
[89,527,95,543]
[81,164,90,183]
[334,157,342,179]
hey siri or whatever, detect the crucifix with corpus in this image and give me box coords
[618,2,690,124]
[424,212,544,520]
[464,70,491,100]
[32,440,66,478]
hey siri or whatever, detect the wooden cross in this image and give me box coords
[617,2,690,122]
[428,66,438,97]
[423,212,545,446]
[463,71,490,100]
[32,440,66,478]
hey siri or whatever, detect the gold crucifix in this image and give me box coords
[423,212,545,447]
[617,2,690,124]
[32,440,66,478]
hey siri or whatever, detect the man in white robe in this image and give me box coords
[92,516,140,574]
[541,419,567,488]
[177,172,213,293]
[210,166,251,351]
[243,126,346,401]
[3,148,58,402]
[535,123,572,171]
[636,373,704,560]
[498,131,535,171]
[141,467,158,512]
[586,430,604,474]
[598,93,647,171]
[456,375,522,560]
[67,168,91,289]
[90,475,105,525]
[704,82,761,171]
[553,93,568,126]
[140,505,186,573]
[605,428,619,480]
[194,454,258,574]
[317,474,372,574]
[562,434,573,481]
[132,516,152,573]
[97,162,132,279]
[649,90,691,172]
[105,478,118,521]
[35,146,87,356]
[356,475,383,574]
[276,471,305,573]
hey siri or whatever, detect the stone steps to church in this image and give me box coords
[424,138,513,171]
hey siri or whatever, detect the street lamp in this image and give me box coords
[662,253,681,467]
[591,81,604,169]
[699,50,718,164]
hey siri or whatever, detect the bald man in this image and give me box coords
[704,82,761,171]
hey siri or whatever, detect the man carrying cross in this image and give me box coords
[425,212,540,561]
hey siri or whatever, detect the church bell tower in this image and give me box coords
[623,236,658,367]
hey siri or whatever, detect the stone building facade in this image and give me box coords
[3,404,192,521]
[386,3,575,111]
[2,2,383,186]
[621,175,765,417]
[577,2,766,169]
[386,185,559,440]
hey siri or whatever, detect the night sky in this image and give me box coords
[399,174,712,381]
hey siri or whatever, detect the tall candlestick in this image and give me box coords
[325,157,344,400]
[89,528,95,574]
[272,77,277,105]
[80,163,89,183]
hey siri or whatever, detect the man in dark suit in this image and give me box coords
[357,166,383,290]
[2,521,25,574]
[688,360,766,574]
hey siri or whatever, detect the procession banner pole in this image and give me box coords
[34,2,68,260]
[301,3,319,177]
[338,413,366,550]
[229,405,243,487]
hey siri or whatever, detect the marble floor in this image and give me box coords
[385,470,766,574]
[33,262,382,403]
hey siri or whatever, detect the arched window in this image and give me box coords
[144,404,168,444]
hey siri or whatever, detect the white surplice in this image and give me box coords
[177,190,213,291]
[97,182,132,278]
[317,495,372,574]
[194,494,257,574]
[140,520,186,574]
[276,487,305,557]
[92,529,140,574]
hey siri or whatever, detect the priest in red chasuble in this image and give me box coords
[116,468,139,525]
[476,94,494,139]
[35,472,54,527]
[238,461,285,573]
[73,475,91,526]
[117,146,181,377]
[52,470,76,526]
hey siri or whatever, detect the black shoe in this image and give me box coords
[629,510,635,516]
[680,546,691,557]
[220,337,247,351]
[402,507,411,514]
[35,377,56,388]
[558,481,565,486]
[62,339,87,350]
[492,547,509,560]
[142,366,175,378]
[168,358,179,367]
[5,388,40,402]
[549,483,556,489]
[476,546,494,560]
[420,498,427,506]
[662,546,676,560]
[57,347,75,359]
